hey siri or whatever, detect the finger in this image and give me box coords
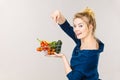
[54,52,60,56]
[51,14,56,23]
[55,16,58,23]
[54,52,57,54]
[56,14,60,23]
[45,54,56,57]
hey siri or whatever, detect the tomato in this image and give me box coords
[36,47,42,51]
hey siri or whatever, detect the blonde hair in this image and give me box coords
[73,7,96,34]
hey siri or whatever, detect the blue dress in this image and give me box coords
[59,20,104,80]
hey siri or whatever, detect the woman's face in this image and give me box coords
[73,18,90,39]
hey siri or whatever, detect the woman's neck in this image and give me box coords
[80,35,98,50]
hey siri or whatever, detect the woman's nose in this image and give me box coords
[74,26,80,31]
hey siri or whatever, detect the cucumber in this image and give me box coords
[55,40,62,53]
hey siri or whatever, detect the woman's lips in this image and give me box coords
[76,33,82,36]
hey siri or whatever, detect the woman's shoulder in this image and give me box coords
[97,39,104,52]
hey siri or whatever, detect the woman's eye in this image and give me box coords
[73,25,76,28]
[73,24,83,28]
[79,25,83,27]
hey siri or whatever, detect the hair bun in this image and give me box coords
[83,7,95,19]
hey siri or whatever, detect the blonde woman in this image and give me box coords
[50,8,104,80]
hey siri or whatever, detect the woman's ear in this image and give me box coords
[88,24,94,34]
[89,24,93,32]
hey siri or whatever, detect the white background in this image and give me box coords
[0,0,120,80]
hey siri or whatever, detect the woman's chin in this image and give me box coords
[76,36,82,39]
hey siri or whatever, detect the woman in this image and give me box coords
[49,8,104,80]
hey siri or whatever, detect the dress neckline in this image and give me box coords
[77,39,104,52]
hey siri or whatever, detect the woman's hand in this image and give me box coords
[51,10,66,24]
[45,52,65,58]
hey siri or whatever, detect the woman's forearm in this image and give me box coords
[62,55,72,75]
[46,53,72,75]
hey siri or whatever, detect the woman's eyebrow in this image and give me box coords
[73,23,83,27]
[78,23,83,25]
